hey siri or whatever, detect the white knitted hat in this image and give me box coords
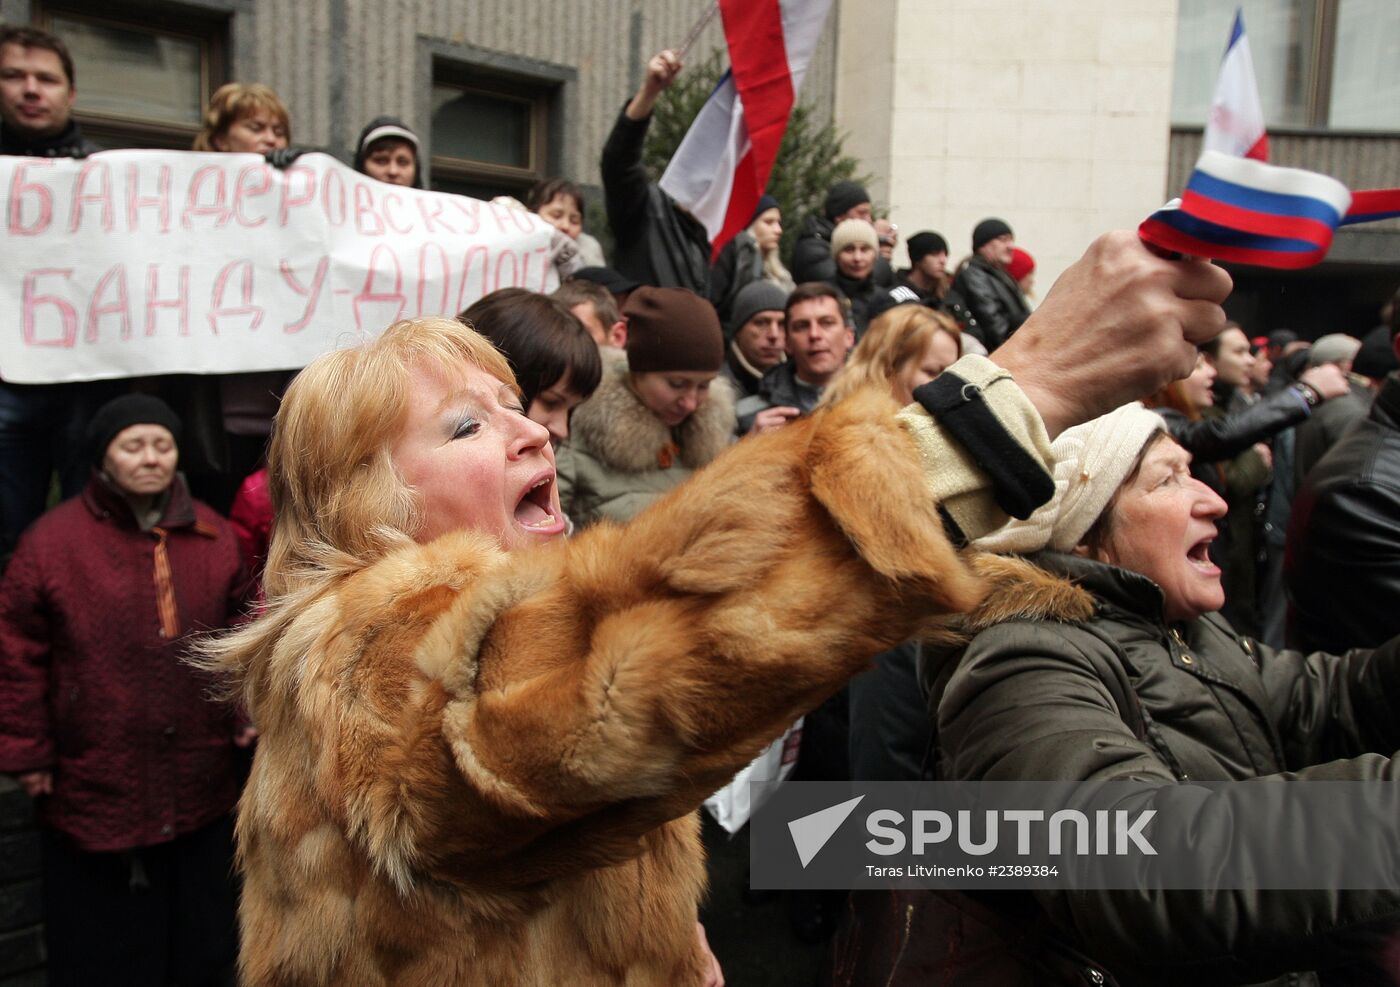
[975,403,1166,555]
[830,218,878,257]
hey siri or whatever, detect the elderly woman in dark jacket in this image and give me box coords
[0,395,250,986]
[836,403,1400,987]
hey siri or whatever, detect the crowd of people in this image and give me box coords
[2,24,1400,987]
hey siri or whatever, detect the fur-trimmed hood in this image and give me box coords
[569,349,736,474]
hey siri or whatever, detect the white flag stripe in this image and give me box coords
[1196,151,1352,216]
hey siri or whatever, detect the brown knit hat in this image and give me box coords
[623,287,725,373]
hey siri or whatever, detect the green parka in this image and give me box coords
[916,552,1400,986]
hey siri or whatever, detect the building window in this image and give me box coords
[430,72,549,200]
[1328,0,1400,130]
[1171,0,1400,132]
[37,6,226,149]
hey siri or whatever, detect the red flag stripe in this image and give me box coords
[1180,189,1335,247]
[714,0,794,252]
[1138,218,1328,270]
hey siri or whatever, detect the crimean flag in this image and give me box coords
[659,0,834,258]
[1204,8,1269,162]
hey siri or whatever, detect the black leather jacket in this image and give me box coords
[1286,374,1400,654]
[950,255,1029,350]
[1156,386,1312,494]
[600,108,710,293]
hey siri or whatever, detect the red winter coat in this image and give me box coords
[0,475,249,852]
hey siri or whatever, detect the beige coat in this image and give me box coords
[224,388,987,986]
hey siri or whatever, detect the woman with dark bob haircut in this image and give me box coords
[458,288,602,447]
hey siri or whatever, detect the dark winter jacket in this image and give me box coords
[950,255,1029,350]
[0,118,98,158]
[600,107,710,293]
[1155,386,1312,495]
[0,475,249,851]
[1293,376,1372,487]
[790,212,894,286]
[830,271,890,338]
[1287,373,1400,655]
[734,360,825,434]
[718,345,768,400]
[709,231,762,327]
[911,551,1400,986]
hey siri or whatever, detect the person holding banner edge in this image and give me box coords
[0,25,120,561]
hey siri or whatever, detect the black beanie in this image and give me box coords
[823,181,870,221]
[907,231,949,263]
[749,194,780,225]
[972,218,1013,251]
[727,281,789,341]
[624,287,725,373]
[87,394,183,467]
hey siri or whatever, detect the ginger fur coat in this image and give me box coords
[220,387,987,986]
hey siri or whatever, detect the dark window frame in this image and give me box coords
[415,37,577,199]
[33,1,228,149]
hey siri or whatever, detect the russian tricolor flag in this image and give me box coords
[659,0,834,257]
[1204,9,1269,162]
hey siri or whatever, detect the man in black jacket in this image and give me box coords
[951,217,1031,350]
[600,49,711,294]
[1286,320,1400,655]
[0,25,108,560]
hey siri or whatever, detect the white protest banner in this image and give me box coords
[0,150,559,383]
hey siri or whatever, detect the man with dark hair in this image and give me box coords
[790,181,894,286]
[898,231,950,302]
[951,217,1031,350]
[736,282,854,434]
[0,25,92,155]
[552,279,627,349]
[0,25,108,560]
[1286,305,1400,654]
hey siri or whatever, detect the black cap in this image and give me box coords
[824,181,870,221]
[972,218,1013,251]
[749,194,780,225]
[569,267,641,295]
[907,231,949,263]
[866,286,927,324]
[1267,329,1299,349]
[86,394,182,467]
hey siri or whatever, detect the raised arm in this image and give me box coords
[601,50,683,246]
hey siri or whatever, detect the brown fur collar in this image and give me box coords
[569,349,736,474]
[924,553,1097,653]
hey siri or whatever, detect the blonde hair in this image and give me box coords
[819,306,960,407]
[193,318,515,702]
[193,83,292,151]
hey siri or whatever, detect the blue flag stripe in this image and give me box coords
[1187,169,1343,226]
[1153,209,1319,254]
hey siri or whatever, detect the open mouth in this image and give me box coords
[1186,536,1217,572]
[514,472,559,531]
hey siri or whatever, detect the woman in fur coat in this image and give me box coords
[557,286,736,526]
[198,229,1234,986]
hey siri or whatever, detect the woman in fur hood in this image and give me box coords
[557,286,736,526]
